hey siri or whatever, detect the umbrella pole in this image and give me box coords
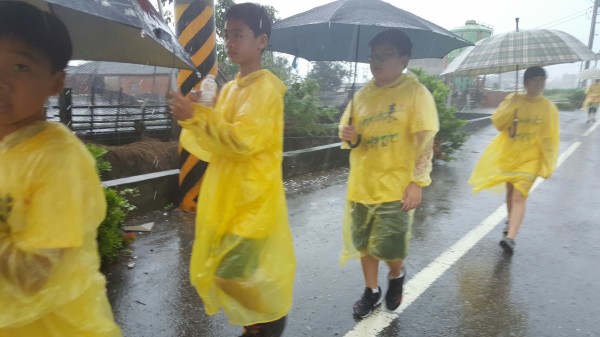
[515,17,520,92]
[510,17,520,138]
[347,26,362,148]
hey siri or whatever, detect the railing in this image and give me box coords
[47,88,174,144]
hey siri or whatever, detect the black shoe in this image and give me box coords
[502,220,509,236]
[240,316,286,337]
[499,237,515,254]
[385,269,405,311]
[353,287,381,318]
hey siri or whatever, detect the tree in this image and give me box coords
[306,61,351,92]
[410,68,468,162]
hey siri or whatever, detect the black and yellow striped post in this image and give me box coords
[175,0,217,212]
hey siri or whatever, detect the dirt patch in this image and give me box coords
[100,138,178,180]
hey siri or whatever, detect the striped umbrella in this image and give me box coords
[441,29,596,77]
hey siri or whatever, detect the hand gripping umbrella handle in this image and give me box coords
[346,116,362,148]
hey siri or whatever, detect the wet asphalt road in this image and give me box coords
[105,109,600,337]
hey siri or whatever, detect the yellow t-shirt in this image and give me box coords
[0,121,121,337]
[339,73,439,204]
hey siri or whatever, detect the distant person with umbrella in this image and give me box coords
[468,66,560,254]
[169,3,294,336]
[0,2,121,336]
[582,79,600,124]
[339,29,439,318]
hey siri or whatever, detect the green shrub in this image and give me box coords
[410,68,468,161]
[567,89,585,109]
[86,143,112,176]
[284,79,339,137]
[86,144,136,264]
[97,188,136,263]
[555,102,577,110]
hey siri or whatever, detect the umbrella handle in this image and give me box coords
[346,116,362,148]
[347,135,362,148]
[509,109,518,138]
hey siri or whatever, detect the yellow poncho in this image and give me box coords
[469,93,560,197]
[582,82,600,109]
[0,122,121,337]
[179,70,296,326]
[338,73,439,263]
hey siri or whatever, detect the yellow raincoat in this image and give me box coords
[582,81,600,110]
[338,73,439,263]
[469,93,560,197]
[179,69,295,326]
[0,122,121,337]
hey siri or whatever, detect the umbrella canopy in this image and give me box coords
[579,67,600,80]
[6,0,195,70]
[441,29,596,76]
[269,0,472,62]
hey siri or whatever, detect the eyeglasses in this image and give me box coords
[368,53,398,63]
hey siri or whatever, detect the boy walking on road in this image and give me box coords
[469,66,560,254]
[339,29,439,318]
[0,2,121,336]
[169,3,295,336]
[582,79,600,124]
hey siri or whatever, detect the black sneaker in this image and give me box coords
[385,269,405,311]
[239,316,286,337]
[499,237,515,254]
[353,287,381,318]
[502,220,509,236]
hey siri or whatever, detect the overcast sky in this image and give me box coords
[256,0,596,78]
[155,0,597,78]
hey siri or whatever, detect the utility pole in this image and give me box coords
[585,0,600,70]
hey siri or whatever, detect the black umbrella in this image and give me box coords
[269,0,472,63]
[269,0,472,147]
[7,0,195,69]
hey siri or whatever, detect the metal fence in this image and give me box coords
[45,61,177,145]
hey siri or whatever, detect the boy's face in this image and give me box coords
[224,19,267,66]
[524,76,545,97]
[369,43,408,86]
[0,37,65,135]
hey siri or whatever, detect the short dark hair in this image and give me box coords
[369,29,412,58]
[0,1,72,72]
[524,66,547,82]
[225,3,272,39]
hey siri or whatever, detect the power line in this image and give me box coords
[535,7,590,28]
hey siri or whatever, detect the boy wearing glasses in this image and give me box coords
[339,29,439,318]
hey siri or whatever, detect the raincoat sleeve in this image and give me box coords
[492,93,520,131]
[179,128,211,162]
[412,131,437,187]
[0,142,107,326]
[179,87,282,157]
[338,99,353,150]
[538,102,560,179]
[410,84,439,187]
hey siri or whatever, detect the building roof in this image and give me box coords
[452,20,493,33]
[68,61,173,75]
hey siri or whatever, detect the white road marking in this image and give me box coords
[344,140,582,337]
